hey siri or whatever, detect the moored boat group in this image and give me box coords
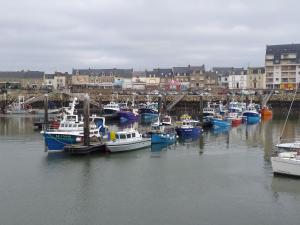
[8,94,300,179]
[40,97,274,155]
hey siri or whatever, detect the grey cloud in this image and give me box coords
[0,0,299,72]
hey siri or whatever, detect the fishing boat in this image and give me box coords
[242,102,260,124]
[226,112,242,126]
[41,113,107,152]
[106,128,151,152]
[271,151,300,177]
[138,101,158,119]
[103,101,120,119]
[228,100,245,114]
[175,115,202,138]
[261,106,273,117]
[118,102,139,122]
[6,96,32,114]
[202,102,216,128]
[149,117,176,145]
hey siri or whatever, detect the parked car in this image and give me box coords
[199,92,211,96]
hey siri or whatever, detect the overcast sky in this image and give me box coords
[1,0,299,72]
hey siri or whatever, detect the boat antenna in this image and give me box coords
[279,84,298,141]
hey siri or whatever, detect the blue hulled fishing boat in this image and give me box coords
[41,98,107,152]
[211,117,231,128]
[41,115,106,152]
[150,116,176,145]
[242,103,260,124]
[175,115,202,138]
[139,102,158,119]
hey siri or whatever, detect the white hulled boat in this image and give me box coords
[271,151,300,177]
[106,128,151,152]
[271,88,300,176]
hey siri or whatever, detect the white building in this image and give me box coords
[213,67,246,89]
[228,68,247,89]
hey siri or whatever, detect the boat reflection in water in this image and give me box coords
[141,115,158,124]
[211,126,230,135]
[271,176,300,194]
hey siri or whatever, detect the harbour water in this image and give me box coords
[0,115,300,225]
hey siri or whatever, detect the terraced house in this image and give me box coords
[246,67,265,89]
[72,68,133,91]
[265,44,300,89]
[173,65,205,90]
[0,70,44,90]
[145,68,172,90]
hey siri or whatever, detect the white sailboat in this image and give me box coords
[271,86,300,176]
[271,151,300,176]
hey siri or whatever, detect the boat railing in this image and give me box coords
[277,138,300,144]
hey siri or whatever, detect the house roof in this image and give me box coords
[248,67,265,74]
[72,68,133,78]
[266,44,300,64]
[146,68,173,77]
[212,67,245,76]
[132,71,146,77]
[0,71,44,79]
[173,67,190,75]
[173,65,205,75]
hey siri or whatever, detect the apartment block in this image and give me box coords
[265,44,300,89]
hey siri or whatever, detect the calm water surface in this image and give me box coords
[0,115,300,225]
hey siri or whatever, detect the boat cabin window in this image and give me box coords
[132,133,136,138]
[61,124,65,127]
[73,124,77,128]
[126,134,131,139]
[78,124,83,128]
[67,116,77,121]
[119,134,126,139]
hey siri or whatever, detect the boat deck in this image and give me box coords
[64,142,106,155]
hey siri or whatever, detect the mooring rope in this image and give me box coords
[279,84,298,141]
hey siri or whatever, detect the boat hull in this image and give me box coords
[271,157,300,177]
[231,118,242,126]
[103,109,120,119]
[43,132,79,152]
[246,116,260,124]
[151,133,176,144]
[211,118,231,128]
[175,127,201,138]
[118,111,138,122]
[139,108,158,116]
[261,108,272,117]
[106,139,151,152]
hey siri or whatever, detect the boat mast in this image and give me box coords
[279,83,298,141]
